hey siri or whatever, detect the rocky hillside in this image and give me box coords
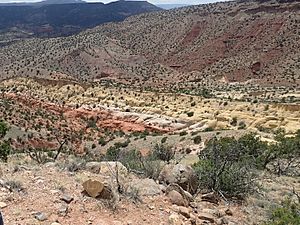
[0,0,161,38]
[0,0,299,90]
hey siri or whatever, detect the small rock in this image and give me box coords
[97,184,115,200]
[189,202,197,208]
[178,206,190,219]
[99,161,128,177]
[148,205,155,210]
[228,222,237,225]
[34,212,48,221]
[60,194,74,204]
[58,204,68,216]
[201,192,219,204]
[0,202,7,209]
[216,217,229,225]
[169,213,183,225]
[198,213,215,223]
[189,213,197,225]
[202,208,221,218]
[166,183,194,203]
[168,190,188,206]
[44,162,56,167]
[225,208,233,216]
[85,162,101,173]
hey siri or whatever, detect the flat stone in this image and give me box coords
[60,194,74,204]
[34,212,48,221]
[0,202,7,209]
[58,204,68,216]
[178,206,190,218]
[198,213,215,223]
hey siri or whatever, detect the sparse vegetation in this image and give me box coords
[193,136,259,198]
[0,121,10,162]
[193,135,202,144]
[263,198,300,225]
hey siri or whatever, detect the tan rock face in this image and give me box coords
[82,179,104,198]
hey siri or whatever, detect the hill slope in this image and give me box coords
[0,0,299,90]
[0,1,161,38]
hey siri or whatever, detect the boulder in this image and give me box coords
[126,178,163,196]
[99,161,128,177]
[165,183,194,203]
[85,161,128,178]
[82,179,104,198]
[85,162,101,173]
[159,164,198,194]
[167,190,188,206]
[83,179,116,200]
[34,212,47,221]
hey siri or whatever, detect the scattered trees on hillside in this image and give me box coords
[193,131,300,198]
[0,121,10,162]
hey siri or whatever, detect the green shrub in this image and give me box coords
[193,136,258,198]
[0,141,10,162]
[153,143,175,163]
[193,135,202,144]
[238,121,246,130]
[230,117,237,126]
[114,139,130,148]
[98,137,107,146]
[0,122,10,162]
[204,127,214,132]
[0,121,8,138]
[161,136,168,144]
[187,112,194,117]
[262,129,300,175]
[105,146,121,161]
[179,131,188,136]
[263,199,300,225]
[119,149,164,180]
